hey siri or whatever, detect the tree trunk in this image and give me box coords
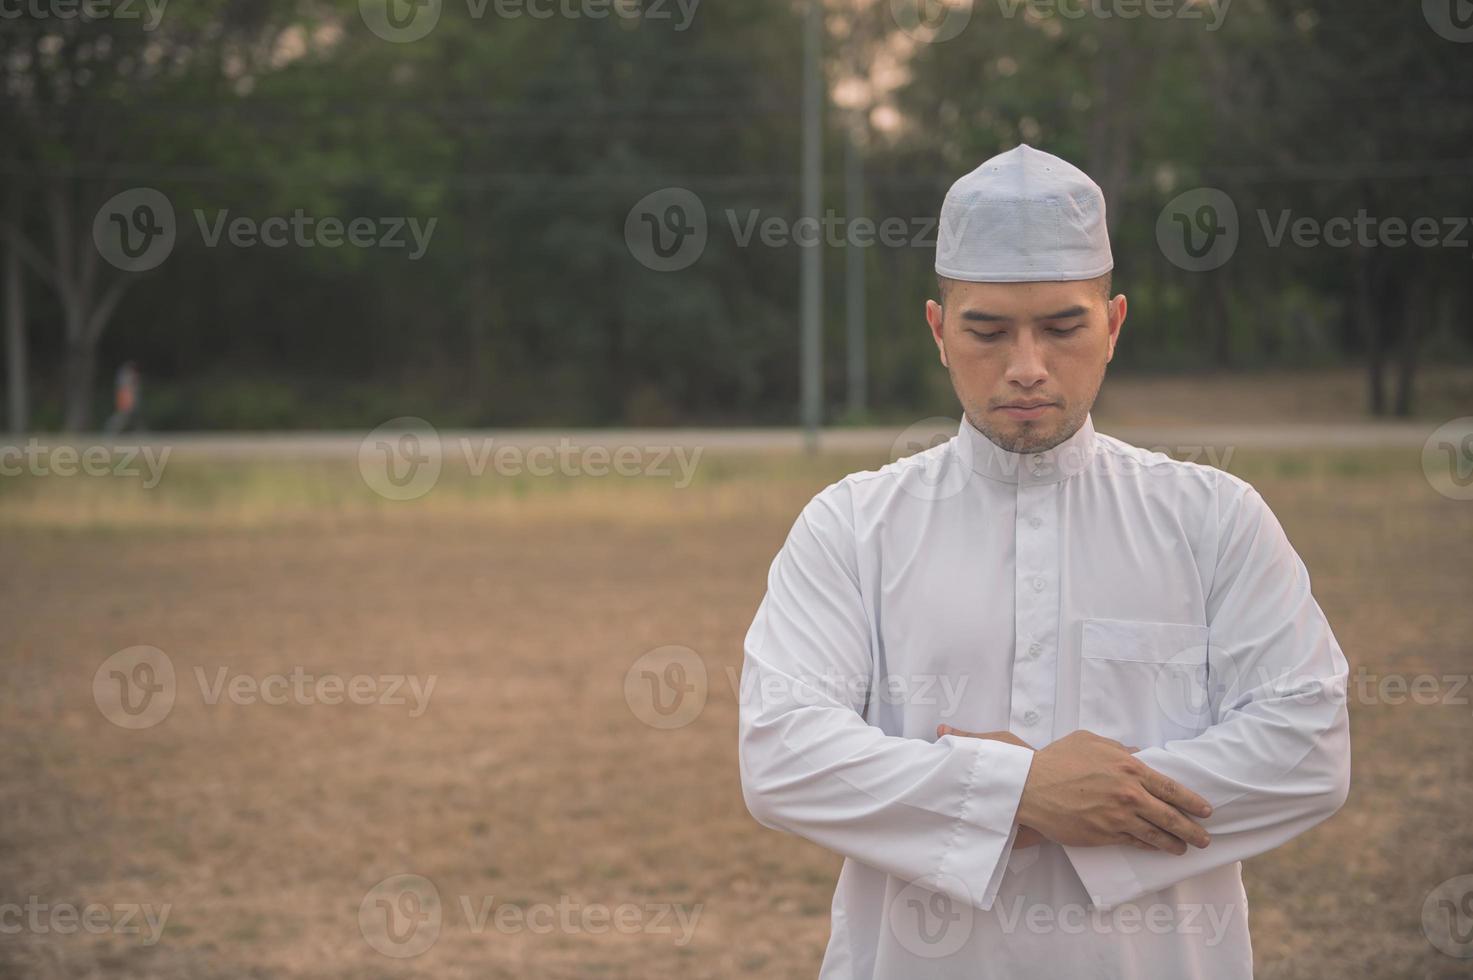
[1357,250,1385,416]
[64,336,97,432]
[1211,270,1233,367]
[1373,272,1406,418]
[1087,26,1135,237]
[37,182,132,433]
[1392,278,1422,417]
[1255,253,1282,362]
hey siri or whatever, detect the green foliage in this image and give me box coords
[4,0,1471,429]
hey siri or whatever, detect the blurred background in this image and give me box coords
[1,1,1471,978]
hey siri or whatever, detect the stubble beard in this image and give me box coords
[949,362,1104,455]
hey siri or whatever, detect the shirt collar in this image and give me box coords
[958,411,1098,486]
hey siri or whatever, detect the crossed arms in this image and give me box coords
[737,480,1350,911]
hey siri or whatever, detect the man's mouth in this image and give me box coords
[995,401,1057,420]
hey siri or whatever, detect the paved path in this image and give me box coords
[0,422,1434,458]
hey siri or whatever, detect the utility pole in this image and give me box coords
[800,0,823,452]
[844,117,866,420]
[4,188,27,434]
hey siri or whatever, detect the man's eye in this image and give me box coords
[971,331,1004,342]
[1049,325,1084,336]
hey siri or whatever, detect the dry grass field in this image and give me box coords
[1,420,1471,977]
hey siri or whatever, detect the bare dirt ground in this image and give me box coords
[1,440,1471,978]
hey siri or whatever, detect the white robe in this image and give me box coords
[737,412,1351,979]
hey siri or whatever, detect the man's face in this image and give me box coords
[925,277,1125,454]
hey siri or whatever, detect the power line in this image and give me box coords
[4,157,1472,192]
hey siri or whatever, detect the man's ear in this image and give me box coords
[1105,294,1127,364]
[925,299,949,367]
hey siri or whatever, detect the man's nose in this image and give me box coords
[1004,332,1048,388]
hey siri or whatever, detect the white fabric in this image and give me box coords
[737,414,1351,979]
[935,143,1114,283]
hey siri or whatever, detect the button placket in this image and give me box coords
[1011,477,1059,743]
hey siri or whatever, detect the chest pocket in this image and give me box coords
[1078,618,1212,749]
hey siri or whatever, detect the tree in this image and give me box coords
[0,1,322,429]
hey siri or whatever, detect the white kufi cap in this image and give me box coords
[935,143,1113,283]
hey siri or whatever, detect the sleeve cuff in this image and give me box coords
[936,738,1035,912]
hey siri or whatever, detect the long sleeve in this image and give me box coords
[1063,478,1352,909]
[737,482,1036,913]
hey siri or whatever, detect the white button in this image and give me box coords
[1032,577,1045,592]
[1032,454,1045,465]
[1028,516,1042,529]
[1028,642,1042,656]
[1023,709,1040,725]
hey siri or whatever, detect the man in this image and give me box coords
[104,360,141,434]
[736,144,1351,979]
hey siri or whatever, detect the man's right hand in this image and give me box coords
[1016,730,1214,855]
